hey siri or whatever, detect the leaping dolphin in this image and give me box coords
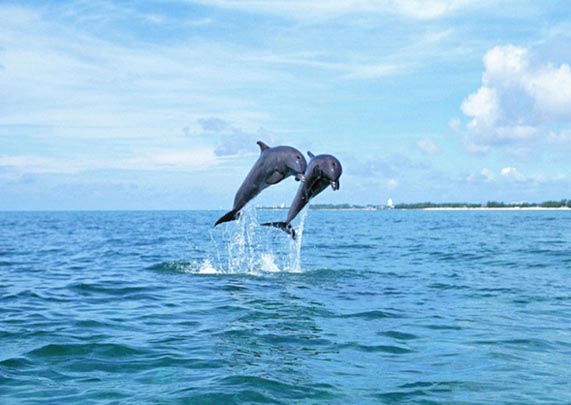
[262,151,342,238]
[214,141,307,226]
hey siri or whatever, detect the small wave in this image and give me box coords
[372,389,429,402]
[339,342,413,354]
[27,343,144,358]
[380,330,419,340]
[147,261,197,273]
[0,357,34,369]
[337,310,403,320]
[217,375,337,401]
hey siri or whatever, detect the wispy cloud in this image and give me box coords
[188,0,506,21]
[0,155,80,175]
[0,148,219,176]
[0,5,278,134]
[244,53,407,79]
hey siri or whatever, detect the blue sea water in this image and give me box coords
[1,209,570,404]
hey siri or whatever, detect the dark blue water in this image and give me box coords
[1,209,570,403]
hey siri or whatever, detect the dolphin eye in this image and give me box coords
[332,162,336,166]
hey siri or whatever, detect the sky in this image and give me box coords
[1,0,571,210]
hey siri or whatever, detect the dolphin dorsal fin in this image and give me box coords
[307,151,315,158]
[257,141,270,152]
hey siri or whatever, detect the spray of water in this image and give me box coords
[200,206,307,275]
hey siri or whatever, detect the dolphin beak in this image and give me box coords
[330,180,339,190]
[295,173,306,182]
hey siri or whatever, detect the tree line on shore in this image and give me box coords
[393,200,571,209]
[261,200,571,210]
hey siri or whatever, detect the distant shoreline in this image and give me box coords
[260,206,571,211]
[422,206,571,211]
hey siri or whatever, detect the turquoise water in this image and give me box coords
[1,209,570,403]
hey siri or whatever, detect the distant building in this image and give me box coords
[387,198,394,209]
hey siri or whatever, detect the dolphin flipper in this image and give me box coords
[261,221,296,239]
[215,209,240,226]
[266,170,285,185]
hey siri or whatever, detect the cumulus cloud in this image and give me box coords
[460,44,571,153]
[462,86,500,131]
[500,166,526,181]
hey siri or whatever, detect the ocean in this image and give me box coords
[1,209,570,403]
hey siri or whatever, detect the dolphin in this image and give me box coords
[214,141,307,226]
[262,151,342,238]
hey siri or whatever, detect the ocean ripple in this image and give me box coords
[1,210,570,403]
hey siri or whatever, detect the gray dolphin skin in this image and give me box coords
[262,151,342,238]
[214,141,307,226]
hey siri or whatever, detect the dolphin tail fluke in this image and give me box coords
[261,221,296,239]
[215,210,240,226]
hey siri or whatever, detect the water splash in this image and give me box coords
[199,206,307,275]
[198,259,218,274]
[288,209,307,273]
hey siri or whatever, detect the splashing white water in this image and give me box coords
[259,253,280,272]
[198,259,218,274]
[289,209,307,273]
[201,206,307,275]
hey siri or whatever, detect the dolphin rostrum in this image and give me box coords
[214,141,307,226]
[262,151,342,238]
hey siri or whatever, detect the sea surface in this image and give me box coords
[1,209,570,404]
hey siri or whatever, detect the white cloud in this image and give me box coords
[0,155,79,174]
[500,166,526,181]
[244,53,407,79]
[481,168,496,181]
[343,63,405,79]
[0,5,278,134]
[387,178,399,188]
[0,146,220,176]
[460,44,571,153]
[461,86,500,131]
[462,139,490,154]
[467,166,565,186]
[121,148,218,170]
[548,129,571,144]
[527,64,571,120]
[448,118,461,131]
[483,44,529,86]
[417,139,440,155]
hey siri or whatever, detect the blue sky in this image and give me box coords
[1,0,571,210]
